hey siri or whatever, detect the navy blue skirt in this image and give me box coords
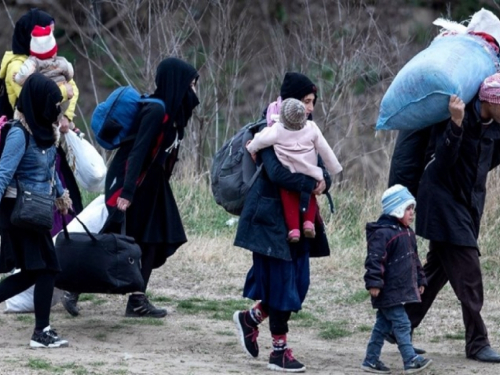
[242,246,310,312]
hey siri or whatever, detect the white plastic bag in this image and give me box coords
[62,130,107,192]
[65,194,108,233]
[4,270,64,313]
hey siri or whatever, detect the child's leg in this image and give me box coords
[279,189,300,241]
[363,309,391,365]
[385,305,417,366]
[268,307,306,371]
[302,195,317,223]
[302,195,317,238]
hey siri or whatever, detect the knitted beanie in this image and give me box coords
[280,72,317,103]
[479,73,500,104]
[381,184,416,219]
[280,98,307,131]
[30,25,57,59]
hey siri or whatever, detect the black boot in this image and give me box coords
[61,291,80,317]
[125,294,167,318]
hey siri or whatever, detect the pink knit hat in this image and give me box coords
[479,73,500,104]
[30,25,57,59]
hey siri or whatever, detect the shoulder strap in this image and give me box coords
[140,97,166,112]
[12,121,29,152]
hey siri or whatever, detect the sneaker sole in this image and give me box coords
[361,364,391,374]
[303,229,315,238]
[404,359,432,374]
[267,363,306,373]
[30,340,69,349]
[232,311,258,358]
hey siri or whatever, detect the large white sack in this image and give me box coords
[65,194,108,233]
[4,270,63,313]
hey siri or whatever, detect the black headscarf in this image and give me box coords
[280,72,318,105]
[152,57,199,140]
[17,73,62,149]
[12,8,54,55]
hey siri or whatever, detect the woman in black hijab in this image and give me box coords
[232,72,331,372]
[63,57,200,318]
[12,8,54,56]
[0,73,70,348]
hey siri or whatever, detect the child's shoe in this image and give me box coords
[404,356,432,374]
[267,348,306,372]
[287,229,300,243]
[303,221,315,238]
[361,360,391,374]
[233,310,259,358]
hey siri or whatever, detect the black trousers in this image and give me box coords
[260,302,292,335]
[405,241,489,357]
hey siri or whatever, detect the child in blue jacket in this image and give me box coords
[362,184,432,374]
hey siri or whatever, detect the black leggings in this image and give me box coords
[0,269,56,330]
[260,302,292,335]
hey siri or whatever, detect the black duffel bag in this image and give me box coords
[54,213,144,294]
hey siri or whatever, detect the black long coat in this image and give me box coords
[104,102,186,268]
[416,98,500,248]
[234,136,332,261]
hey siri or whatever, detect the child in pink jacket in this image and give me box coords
[247,98,342,242]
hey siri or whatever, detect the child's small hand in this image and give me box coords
[369,288,380,297]
[419,286,425,295]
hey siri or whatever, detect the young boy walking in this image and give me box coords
[362,184,432,374]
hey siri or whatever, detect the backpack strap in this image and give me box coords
[12,121,29,152]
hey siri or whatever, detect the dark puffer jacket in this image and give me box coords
[364,215,427,309]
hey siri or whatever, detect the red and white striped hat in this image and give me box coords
[30,25,57,59]
[479,73,500,105]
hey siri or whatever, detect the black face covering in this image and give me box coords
[17,73,62,149]
[152,57,200,140]
[12,8,54,55]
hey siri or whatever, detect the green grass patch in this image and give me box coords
[290,310,319,328]
[79,294,98,302]
[122,318,164,326]
[318,320,352,340]
[444,332,465,340]
[357,324,373,333]
[146,293,173,303]
[15,315,35,324]
[176,298,248,321]
[27,358,52,370]
[344,289,370,304]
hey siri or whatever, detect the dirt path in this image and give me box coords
[1,236,500,374]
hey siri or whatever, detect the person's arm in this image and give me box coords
[246,126,278,154]
[259,146,317,194]
[311,122,342,175]
[120,104,165,203]
[0,128,26,198]
[13,57,36,86]
[364,230,388,291]
[432,95,465,169]
[5,57,26,108]
[62,78,78,121]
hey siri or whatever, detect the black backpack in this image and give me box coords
[0,78,14,120]
[210,119,266,216]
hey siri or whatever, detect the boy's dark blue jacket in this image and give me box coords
[364,214,427,309]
